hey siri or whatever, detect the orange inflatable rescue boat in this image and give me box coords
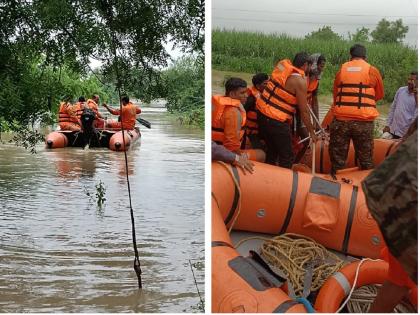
[212,161,384,259]
[46,128,141,151]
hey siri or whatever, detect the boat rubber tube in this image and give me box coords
[109,128,141,151]
[302,138,399,174]
[212,197,307,313]
[45,131,69,149]
[212,161,384,258]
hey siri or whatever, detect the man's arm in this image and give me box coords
[96,111,104,119]
[102,103,120,115]
[294,77,316,141]
[223,107,241,153]
[370,66,384,101]
[212,141,235,163]
[212,141,254,174]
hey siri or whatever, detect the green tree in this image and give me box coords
[371,18,409,44]
[305,26,342,41]
[160,57,204,128]
[349,27,370,42]
[0,0,204,128]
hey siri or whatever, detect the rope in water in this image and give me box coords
[236,233,345,297]
[108,14,142,288]
[347,284,416,313]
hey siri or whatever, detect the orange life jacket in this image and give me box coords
[333,59,379,121]
[211,95,246,145]
[58,102,72,123]
[72,102,86,120]
[307,77,319,107]
[120,102,140,130]
[86,99,99,118]
[246,86,260,135]
[256,59,304,123]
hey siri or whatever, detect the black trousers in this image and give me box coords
[258,112,293,168]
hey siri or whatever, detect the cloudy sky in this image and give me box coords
[212,0,418,46]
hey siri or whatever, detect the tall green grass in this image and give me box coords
[212,29,418,103]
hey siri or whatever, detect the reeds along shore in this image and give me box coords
[212,29,417,103]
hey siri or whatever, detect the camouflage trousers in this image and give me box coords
[362,131,418,284]
[329,119,374,171]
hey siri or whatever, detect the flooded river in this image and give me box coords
[0,105,204,312]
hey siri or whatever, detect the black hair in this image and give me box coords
[121,95,130,104]
[292,52,310,68]
[252,73,269,86]
[350,44,367,58]
[225,77,247,95]
[78,96,86,102]
[410,71,418,76]
[318,54,326,64]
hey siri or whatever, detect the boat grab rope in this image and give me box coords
[235,233,345,297]
[216,161,242,233]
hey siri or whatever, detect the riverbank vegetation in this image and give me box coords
[160,57,204,128]
[212,24,417,103]
[0,0,204,134]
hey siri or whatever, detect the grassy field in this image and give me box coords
[212,29,418,104]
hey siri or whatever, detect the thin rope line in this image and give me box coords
[109,16,142,289]
[189,259,204,310]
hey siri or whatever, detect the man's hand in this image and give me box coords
[233,153,254,174]
[383,126,390,133]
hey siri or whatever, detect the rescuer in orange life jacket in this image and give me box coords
[102,95,141,130]
[212,77,266,162]
[243,73,269,150]
[61,96,87,131]
[256,52,317,168]
[58,96,81,131]
[329,44,384,179]
[294,53,327,163]
[86,94,106,128]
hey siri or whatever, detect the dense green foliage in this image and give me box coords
[0,58,111,129]
[305,26,342,41]
[0,0,204,131]
[371,19,409,44]
[348,27,370,43]
[212,29,417,103]
[160,57,204,128]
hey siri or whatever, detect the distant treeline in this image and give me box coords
[212,29,418,103]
